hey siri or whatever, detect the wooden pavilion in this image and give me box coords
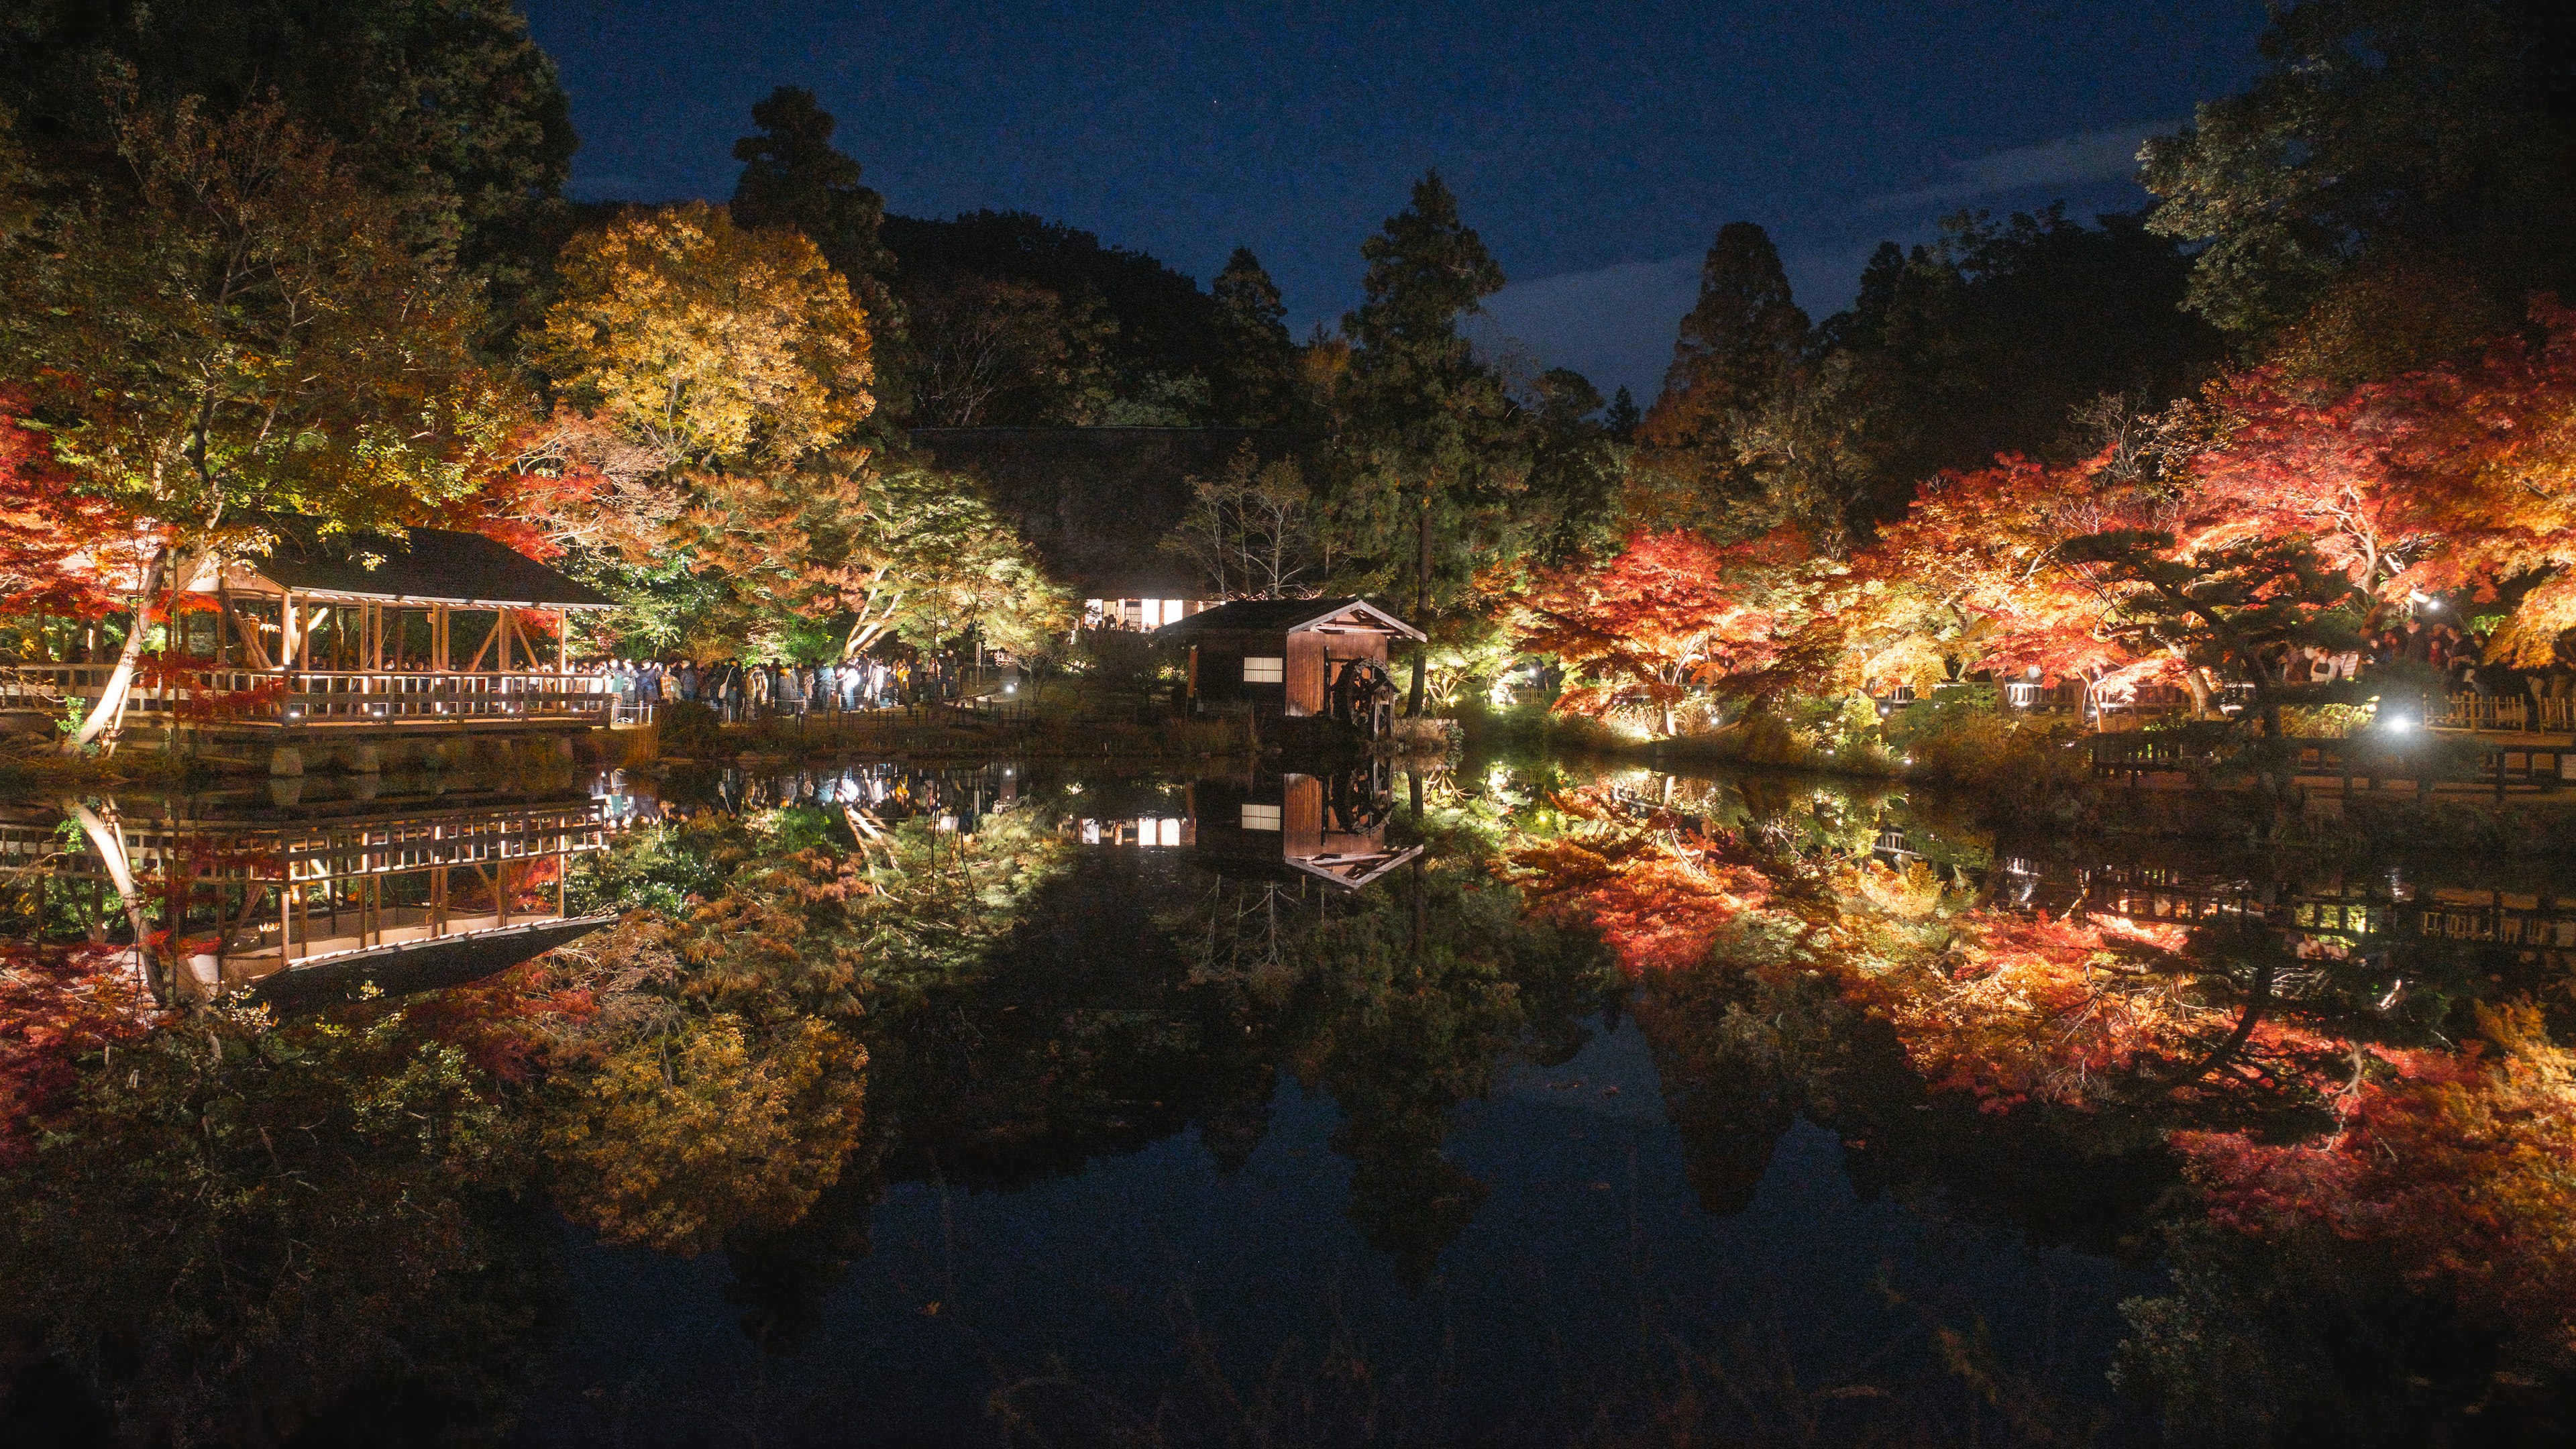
[6,519,621,762]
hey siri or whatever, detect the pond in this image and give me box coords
[3,751,2570,1445]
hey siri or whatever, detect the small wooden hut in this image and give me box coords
[1150,597,1422,728]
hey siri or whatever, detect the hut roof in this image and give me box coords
[242,519,616,609]
[1149,596,1425,642]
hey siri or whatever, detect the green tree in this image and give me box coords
[1331,171,1521,713]
[883,208,1217,425]
[2142,0,2576,358]
[1208,246,1299,427]
[1641,221,1811,469]
[0,0,575,299]
[3,95,504,751]
[1523,366,1627,568]
[1727,208,2217,537]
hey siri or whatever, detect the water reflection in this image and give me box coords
[5,753,2571,1443]
[2,776,614,1007]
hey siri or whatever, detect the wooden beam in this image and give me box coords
[464,612,498,673]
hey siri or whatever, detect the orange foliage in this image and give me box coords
[1518,529,1824,733]
[2172,1004,2576,1368]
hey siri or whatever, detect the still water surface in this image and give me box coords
[3,753,2561,1444]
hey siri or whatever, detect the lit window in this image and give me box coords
[1243,656,1284,684]
[1157,817,1181,847]
[1241,803,1281,831]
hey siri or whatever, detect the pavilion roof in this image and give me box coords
[237,519,616,609]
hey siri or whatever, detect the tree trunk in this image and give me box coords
[63,547,173,754]
[1407,493,1430,717]
[66,800,166,1006]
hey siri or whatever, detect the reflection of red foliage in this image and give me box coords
[1507,790,1775,974]
[0,945,158,1167]
[2172,1005,2576,1368]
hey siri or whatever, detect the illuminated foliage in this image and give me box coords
[545,1012,867,1256]
[534,201,873,472]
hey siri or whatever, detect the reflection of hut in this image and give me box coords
[1185,768,1421,890]
[1150,598,1422,731]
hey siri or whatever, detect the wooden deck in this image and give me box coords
[3,663,612,736]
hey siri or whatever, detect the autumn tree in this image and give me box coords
[2056,529,2369,736]
[3,95,504,750]
[1160,445,1328,600]
[881,209,1221,425]
[534,201,873,473]
[1519,530,1825,737]
[729,85,904,407]
[0,0,577,300]
[899,273,1110,427]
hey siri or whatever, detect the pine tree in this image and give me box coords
[1642,222,1811,454]
[1208,247,1298,427]
[1332,172,1517,713]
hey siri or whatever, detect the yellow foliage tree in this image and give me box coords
[545,1012,867,1256]
[534,200,873,472]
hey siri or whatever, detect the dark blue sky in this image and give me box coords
[521,0,2269,399]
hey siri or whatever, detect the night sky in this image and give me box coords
[521,1,2269,400]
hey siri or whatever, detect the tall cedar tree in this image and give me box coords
[729,86,906,413]
[0,0,575,307]
[2143,0,2576,362]
[1642,222,1811,467]
[1208,246,1300,427]
[1334,171,1515,712]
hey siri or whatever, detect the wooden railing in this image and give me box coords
[2427,693,2576,733]
[5,663,612,727]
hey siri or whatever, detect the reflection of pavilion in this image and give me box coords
[2045,859,2576,968]
[3,786,615,1004]
[1075,767,1422,890]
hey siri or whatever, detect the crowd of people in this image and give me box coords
[573,655,954,722]
[2279,616,2576,701]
